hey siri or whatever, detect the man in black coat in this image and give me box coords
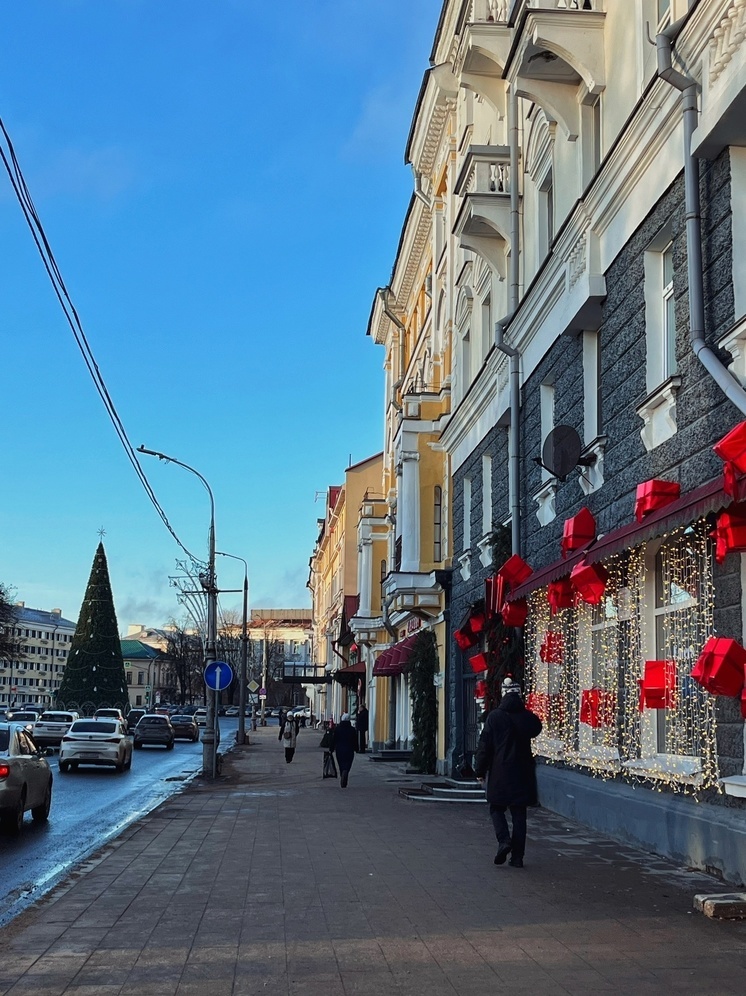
[475,677,542,868]
[332,713,357,788]
[355,704,369,753]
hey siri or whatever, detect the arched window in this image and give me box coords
[434,486,443,562]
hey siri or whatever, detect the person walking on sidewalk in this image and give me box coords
[279,712,299,763]
[332,713,357,788]
[355,702,369,753]
[475,676,542,868]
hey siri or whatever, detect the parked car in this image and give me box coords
[194,708,208,727]
[133,715,175,750]
[181,704,198,715]
[224,706,239,717]
[170,715,199,742]
[32,711,79,748]
[126,708,147,734]
[94,707,127,726]
[59,718,132,773]
[153,706,171,716]
[0,722,54,833]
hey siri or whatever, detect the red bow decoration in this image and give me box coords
[580,688,616,728]
[714,504,746,564]
[547,577,574,614]
[468,653,489,675]
[485,573,505,621]
[501,598,527,628]
[638,659,677,711]
[570,561,608,605]
[561,507,596,557]
[496,554,533,589]
[714,421,746,498]
[454,627,478,651]
[474,679,488,699]
[691,636,746,698]
[634,479,681,523]
[540,631,564,664]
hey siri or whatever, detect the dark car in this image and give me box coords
[133,715,175,750]
[126,708,147,734]
[170,715,199,742]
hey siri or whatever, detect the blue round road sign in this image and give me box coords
[204,660,234,691]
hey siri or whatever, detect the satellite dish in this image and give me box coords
[541,425,585,481]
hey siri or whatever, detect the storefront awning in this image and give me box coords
[333,660,365,686]
[372,635,417,677]
[510,476,731,601]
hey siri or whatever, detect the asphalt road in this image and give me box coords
[0,717,252,926]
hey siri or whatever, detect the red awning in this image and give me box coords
[510,476,732,600]
[333,660,365,686]
[372,635,417,677]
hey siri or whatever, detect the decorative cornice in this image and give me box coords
[710,0,746,83]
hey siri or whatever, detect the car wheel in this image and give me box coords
[166,741,174,750]
[71,763,79,771]
[32,782,52,823]
[115,756,125,773]
[1,789,26,835]
[134,741,142,749]
[59,761,70,773]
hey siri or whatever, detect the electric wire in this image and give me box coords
[0,116,202,567]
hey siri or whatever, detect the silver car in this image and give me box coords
[59,718,133,773]
[32,710,79,748]
[0,722,54,834]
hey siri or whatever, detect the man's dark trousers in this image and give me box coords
[357,730,367,753]
[490,804,527,859]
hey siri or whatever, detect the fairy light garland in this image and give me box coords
[525,520,720,794]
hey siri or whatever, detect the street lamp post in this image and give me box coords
[217,551,249,745]
[137,445,219,778]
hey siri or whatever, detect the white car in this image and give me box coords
[0,722,54,834]
[194,708,208,726]
[59,718,133,773]
[33,710,79,748]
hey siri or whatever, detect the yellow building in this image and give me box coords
[307,454,383,722]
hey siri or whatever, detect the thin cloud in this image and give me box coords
[341,85,412,163]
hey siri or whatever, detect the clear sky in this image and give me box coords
[0,0,440,632]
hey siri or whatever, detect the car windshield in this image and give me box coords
[11,713,36,722]
[140,717,166,725]
[71,721,117,734]
[40,713,72,723]
[172,716,192,722]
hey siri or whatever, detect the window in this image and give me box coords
[539,170,554,258]
[463,478,472,551]
[434,487,443,562]
[380,559,387,590]
[126,672,132,685]
[461,329,472,394]
[481,456,492,536]
[661,242,676,379]
[657,0,671,28]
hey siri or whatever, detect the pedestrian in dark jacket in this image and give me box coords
[474,677,542,868]
[332,713,357,788]
[279,715,299,763]
[355,704,369,753]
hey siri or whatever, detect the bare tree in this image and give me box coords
[165,618,204,705]
[0,583,19,663]
[247,620,293,708]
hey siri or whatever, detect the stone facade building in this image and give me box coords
[356,0,746,883]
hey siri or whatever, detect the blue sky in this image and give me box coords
[0,0,440,631]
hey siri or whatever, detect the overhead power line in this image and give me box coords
[0,116,201,567]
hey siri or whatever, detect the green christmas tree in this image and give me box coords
[58,541,128,710]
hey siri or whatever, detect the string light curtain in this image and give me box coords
[525,521,719,792]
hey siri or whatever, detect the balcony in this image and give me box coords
[453,145,513,276]
[382,571,445,623]
[455,6,511,115]
[693,1,746,157]
[508,1,605,141]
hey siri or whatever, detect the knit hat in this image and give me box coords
[501,677,522,696]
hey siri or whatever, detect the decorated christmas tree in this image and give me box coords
[58,541,128,710]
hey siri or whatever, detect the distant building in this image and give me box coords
[1,603,76,708]
[121,639,169,709]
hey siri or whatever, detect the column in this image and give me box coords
[358,537,373,616]
[399,450,421,572]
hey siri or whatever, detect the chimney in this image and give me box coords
[127,624,143,636]
[51,608,62,617]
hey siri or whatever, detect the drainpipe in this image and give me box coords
[657,24,746,415]
[381,592,398,640]
[496,316,521,556]
[411,166,433,211]
[381,286,405,411]
[493,83,523,558]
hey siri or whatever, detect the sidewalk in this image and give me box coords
[2,727,746,996]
